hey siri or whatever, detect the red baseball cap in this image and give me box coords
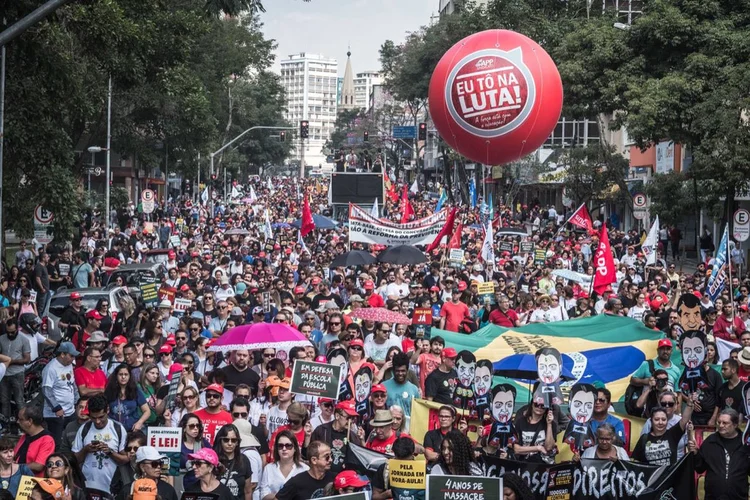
[86,310,103,320]
[180,284,191,292]
[658,339,673,349]
[349,339,365,348]
[168,363,183,380]
[205,383,224,395]
[334,471,368,490]
[364,280,375,290]
[111,335,127,345]
[165,334,176,346]
[70,292,82,300]
[430,286,439,292]
[159,344,173,354]
[372,384,387,394]
[442,347,458,358]
[335,400,358,417]
[319,397,335,404]
[458,281,467,291]
[168,250,176,259]
[294,286,306,294]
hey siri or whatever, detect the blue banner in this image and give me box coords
[706,224,729,301]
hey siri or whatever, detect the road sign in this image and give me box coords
[392,126,417,139]
[734,208,750,241]
[33,205,54,245]
[633,210,648,220]
[633,192,648,209]
[141,189,155,214]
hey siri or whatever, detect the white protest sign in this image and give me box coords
[147,427,181,453]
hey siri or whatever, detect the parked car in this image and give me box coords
[44,286,131,341]
[105,262,166,300]
[143,248,173,265]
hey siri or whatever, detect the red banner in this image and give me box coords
[593,227,616,294]
[568,203,594,233]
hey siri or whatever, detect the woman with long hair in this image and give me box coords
[143,321,165,351]
[516,295,535,325]
[138,363,164,427]
[44,453,86,500]
[95,298,114,336]
[104,364,151,431]
[212,424,253,500]
[258,431,308,500]
[513,400,558,463]
[111,295,142,339]
[193,336,212,377]
[502,472,536,500]
[632,400,694,466]
[17,288,37,317]
[179,413,211,491]
[430,430,483,476]
[171,387,201,427]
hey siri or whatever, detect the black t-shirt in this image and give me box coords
[310,422,351,473]
[219,454,252,499]
[632,422,684,466]
[513,414,559,463]
[60,307,87,336]
[689,367,722,425]
[718,379,745,414]
[424,368,457,405]
[311,293,344,311]
[186,479,234,500]
[276,470,336,500]
[423,428,449,457]
[221,365,260,394]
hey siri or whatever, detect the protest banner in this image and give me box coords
[534,248,547,265]
[477,282,496,305]
[290,360,342,400]
[315,494,366,500]
[349,203,449,246]
[180,493,219,500]
[169,235,181,248]
[520,241,535,254]
[499,241,514,254]
[449,248,464,268]
[389,459,426,499]
[426,475,501,500]
[173,298,192,316]
[158,285,176,305]
[148,427,182,476]
[15,476,35,500]
[412,307,433,340]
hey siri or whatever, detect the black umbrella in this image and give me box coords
[377,245,427,265]
[329,250,377,268]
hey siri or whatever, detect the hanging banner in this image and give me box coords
[349,204,449,246]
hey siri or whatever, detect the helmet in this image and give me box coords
[19,313,42,334]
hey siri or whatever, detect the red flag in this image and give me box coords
[384,177,399,203]
[425,208,457,253]
[448,222,463,250]
[400,185,414,223]
[567,203,594,234]
[593,226,616,295]
[301,196,315,236]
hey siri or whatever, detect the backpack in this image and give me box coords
[81,420,124,445]
[624,359,655,417]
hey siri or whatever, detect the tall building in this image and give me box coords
[438,0,489,16]
[354,71,382,110]
[280,52,339,169]
[340,51,356,110]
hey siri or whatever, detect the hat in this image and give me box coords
[86,310,103,320]
[536,294,551,305]
[32,478,65,499]
[349,339,364,348]
[70,292,82,300]
[135,446,166,463]
[252,306,265,315]
[335,400,358,417]
[57,342,80,356]
[457,281,467,291]
[370,409,393,427]
[349,295,364,303]
[165,334,176,346]
[372,384,386,394]
[294,286,306,294]
[741,305,749,312]
[235,282,247,294]
[657,338,673,349]
[334,471,369,490]
[112,335,128,345]
[266,376,291,397]
[179,284,191,292]
[159,344,173,354]
[168,250,176,259]
[363,280,375,290]
[86,331,109,344]
[220,277,230,285]
[233,418,261,447]
[442,347,458,358]
[409,282,420,288]
[312,277,322,285]
[303,310,316,318]
[205,383,224,395]
[168,363,183,380]
[430,286,439,292]
[187,447,220,466]
[158,299,172,309]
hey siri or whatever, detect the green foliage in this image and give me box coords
[644,172,697,226]
[558,144,630,207]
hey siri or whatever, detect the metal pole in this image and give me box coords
[0,0,72,47]
[196,152,200,205]
[300,138,305,179]
[0,45,5,256]
[88,151,94,207]
[105,75,112,230]
[164,140,168,204]
[209,153,214,217]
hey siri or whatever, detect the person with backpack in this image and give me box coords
[624,338,682,417]
[372,436,425,500]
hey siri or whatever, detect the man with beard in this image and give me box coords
[452,350,477,416]
[0,317,30,420]
[678,330,721,425]
[310,400,360,474]
[717,359,744,415]
[473,359,493,421]
[221,349,260,396]
[425,348,457,405]
[382,352,421,423]
[588,388,625,446]
[563,383,597,456]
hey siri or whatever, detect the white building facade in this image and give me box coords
[280,53,338,168]
[354,71,382,110]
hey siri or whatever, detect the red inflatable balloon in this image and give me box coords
[429,29,563,166]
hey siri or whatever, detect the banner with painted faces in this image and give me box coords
[533,347,564,408]
[327,347,352,401]
[563,383,596,455]
[678,330,709,394]
[473,359,493,421]
[487,383,517,450]
[452,350,477,417]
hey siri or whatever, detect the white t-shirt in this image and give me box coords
[266,406,289,436]
[242,449,263,500]
[364,333,402,362]
[530,307,568,323]
[23,331,49,364]
[42,358,77,418]
[628,305,649,322]
[385,282,409,299]
[72,419,127,491]
[258,462,309,499]
[310,413,334,431]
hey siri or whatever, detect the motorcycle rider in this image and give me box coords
[19,313,55,364]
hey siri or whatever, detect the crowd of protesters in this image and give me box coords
[0,175,748,500]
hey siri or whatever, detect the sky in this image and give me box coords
[261,0,438,76]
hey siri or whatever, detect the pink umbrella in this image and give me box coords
[349,307,412,325]
[207,323,311,353]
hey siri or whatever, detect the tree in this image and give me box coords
[558,144,630,208]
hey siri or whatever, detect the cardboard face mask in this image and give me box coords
[354,366,372,404]
[457,357,477,388]
[491,387,515,424]
[563,383,597,454]
[488,384,517,451]
[569,386,595,424]
[682,335,706,369]
[537,350,562,385]
[678,293,703,331]
[474,363,492,397]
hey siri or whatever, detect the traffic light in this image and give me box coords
[363,131,369,142]
[418,122,427,141]
[300,120,309,139]
[280,131,286,142]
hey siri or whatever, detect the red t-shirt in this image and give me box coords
[366,293,385,308]
[14,431,55,477]
[489,308,519,328]
[193,408,233,445]
[416,353,441,393]
[74,366,107,393]
[367,431,398,454]
[440,301,469,333]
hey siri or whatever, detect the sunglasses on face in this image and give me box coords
[276,442,294,450]
[232,412,248,419]
[176,336,186,341]
[263,353,275,358]
[46,460,65,468]
[144,354,154,359]
[288,419,302,426]
[221,437,239,444]
[186,423,200,429]
[206,393,222,400]
[660,401,675,407]
[142,460,164,467]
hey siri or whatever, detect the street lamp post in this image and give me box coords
[88,146,108,220]
[208,125,295,215]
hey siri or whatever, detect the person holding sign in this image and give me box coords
[310,400,360,474]
[429,430,482,476]
[0,436,33,495]
[332,470,369,496]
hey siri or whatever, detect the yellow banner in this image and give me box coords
[15,476,36,500]
[388,459,426,489]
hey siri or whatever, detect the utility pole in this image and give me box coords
[299,138,305,179]
[105,75,112,230]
